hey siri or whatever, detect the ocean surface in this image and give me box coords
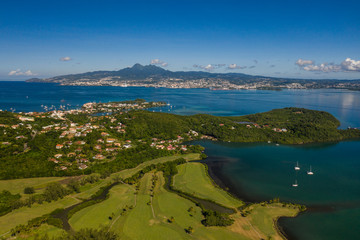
[1,81,360,240]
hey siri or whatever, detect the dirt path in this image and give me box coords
[150,196,155,218]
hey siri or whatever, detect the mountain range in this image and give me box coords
[26,64,360,90]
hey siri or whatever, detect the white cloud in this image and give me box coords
[150,59,168,67]
[295,59,314,66]
[8,69,37,76]
[302,63,341,72]
[193,64,225,71]
[341,58,360,71]
[60,56,72,61]
[296,58,360,72]
[227,64,246,69]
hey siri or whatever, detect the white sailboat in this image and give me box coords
[292,180,298,187]
[307,165,314,175]
[294,161,300,171]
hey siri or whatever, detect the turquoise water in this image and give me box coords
[1,82,360,128]
[1,81,360,239]
[195,140,360,240]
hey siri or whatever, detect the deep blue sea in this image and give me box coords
[1,81,360,240]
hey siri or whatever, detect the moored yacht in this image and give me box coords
[295,161,300,171]
[307,165,314,175]
[292,180,298,187]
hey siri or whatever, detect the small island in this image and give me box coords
[0,100,359,239]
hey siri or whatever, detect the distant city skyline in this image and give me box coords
[1,0,359,80]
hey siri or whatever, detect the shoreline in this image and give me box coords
[203,158,299,240]
[202,155,360,240]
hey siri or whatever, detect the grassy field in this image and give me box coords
[0,196,79,236]
[68,171,247,240]
[111,172,246,240]
[16,224,66,240]
[112,153,200,180]
[248,203,298,240]
[229,203,299,240]
[173,162,243,209]
[1,153,300,240]
[69,184,135,230]
[0,154,200,238]
[73,153,200,200]
[0,177,66,195]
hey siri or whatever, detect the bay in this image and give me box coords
[1,81,360,240]
[1,81,359,128]
[195,140,360,240]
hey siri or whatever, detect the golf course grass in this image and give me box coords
[1,153,300,240]
[0,177,67,195]
[69,184,135,230]
[69,171,247,240]
[0,196,79,236]
[173,162,243,209]
[0,154,200,238]
[249,203,298,240]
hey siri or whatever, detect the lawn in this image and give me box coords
[68,170,247,240]
[112,172,247,240]
[0,177,67,195]
[0,196,79,236]
[69,184,135,230]
[111,153,200,180]
[173,162,243,209]
[1,153,299,240]
[248,203,299,240]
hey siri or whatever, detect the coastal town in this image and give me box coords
[0,99,200,173]
[0,99,301,175]
[43,76,360,91]
[26,64,360,91]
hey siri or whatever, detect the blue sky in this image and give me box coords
[1,0,360,80]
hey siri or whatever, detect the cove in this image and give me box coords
[194,140,360,240]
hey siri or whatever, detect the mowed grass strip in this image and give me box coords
[249,203,298,240]
[113,172,247,240]
[111,153,201,180]
[0,154,201,238]
[69,184,135,231]
[173,162,243,209]
[0,177,67,195]
[0,196,79,235]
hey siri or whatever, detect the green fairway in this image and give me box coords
[68,171,248,240]
[114,172,247,240]
[0,196,79,236]
[173,162,243,209]
[69,184,135,230]
[111,153,201,180]
[248,203,298,239]
[75,153,200,200]
[0,177,67,195]
[1,153,299,240]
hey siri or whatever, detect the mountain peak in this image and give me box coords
[124,63,167,73]
[131,63,144,69]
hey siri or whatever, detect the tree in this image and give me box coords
[24,187,35,194]
[168,216,175,223]
[43,182,68,202]
[185,226,194,234]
